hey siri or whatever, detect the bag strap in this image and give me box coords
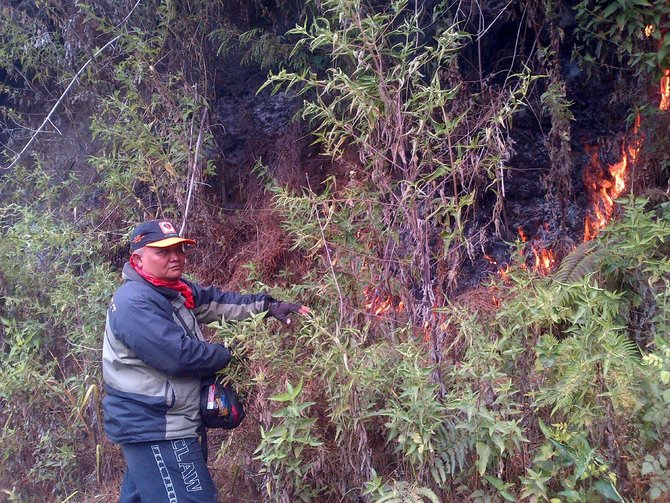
[198,423,209,462]
[173,308,198,341]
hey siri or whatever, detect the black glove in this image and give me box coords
[267,299,302,324]
[214,343,233,367]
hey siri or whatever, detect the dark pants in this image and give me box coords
[119,438,217,503]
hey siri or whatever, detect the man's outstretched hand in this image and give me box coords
[268,300,311,325]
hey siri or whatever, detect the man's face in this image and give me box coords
[134,244,186,281]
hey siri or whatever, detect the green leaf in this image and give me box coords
[615,13,626,31]
[641,461,655,475]
[270,379,304,402]
[594,480,623,502]
[601,2,620,18]
[484,476,516,502]
[476,441,491,476]
[415,487,441,503]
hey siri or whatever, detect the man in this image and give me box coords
[102,219,309,502]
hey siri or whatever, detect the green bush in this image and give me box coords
[206,192,670,502]
[0,191,117,501]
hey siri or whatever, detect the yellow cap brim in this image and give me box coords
[146,237,197,248]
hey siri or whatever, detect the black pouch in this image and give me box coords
[200,376,245,429]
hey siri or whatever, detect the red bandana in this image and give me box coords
[130,260,195,309]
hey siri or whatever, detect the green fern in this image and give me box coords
[373,481,441,503]
[429,422,472,487]
[552,240,604,283]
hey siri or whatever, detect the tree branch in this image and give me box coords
[180,107,208,236]
[2,0,142,171]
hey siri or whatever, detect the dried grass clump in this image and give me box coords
[185,203,308,289]
[452,285,504,325]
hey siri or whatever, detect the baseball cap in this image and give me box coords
[129,220,196,251]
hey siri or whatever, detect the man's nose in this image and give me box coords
[167,250,183,260]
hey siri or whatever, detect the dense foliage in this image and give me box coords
[1,0,669,502]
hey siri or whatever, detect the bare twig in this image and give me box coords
[473,0,515,43]
[2,0,143,171]
[2,34,123,171]
[117,0,142,28]
[180,107,208,236]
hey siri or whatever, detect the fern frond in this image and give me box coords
[553,240,604,283]
[414,487,441,503]
[430,458,446,485]
[428,422,472,488]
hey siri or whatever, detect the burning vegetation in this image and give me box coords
[646,24,670,111]
[583,115,641,242]
[661,70,670,111]
[363,285,403,317]
[484,226,557,278]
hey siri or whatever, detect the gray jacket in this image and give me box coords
[102,263,268,443]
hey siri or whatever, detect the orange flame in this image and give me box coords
[487,227,556,280]
[519,227,556,275]
[660,69,670,111]
[517,227,528,242]
[363,286,401,316]
[583,116,641,241]
[645,25,670,110]
[485,253,514,280]
[532,247,556,276]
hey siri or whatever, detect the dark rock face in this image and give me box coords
[211,55,306,208]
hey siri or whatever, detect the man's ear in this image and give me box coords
[130,252,142,268]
